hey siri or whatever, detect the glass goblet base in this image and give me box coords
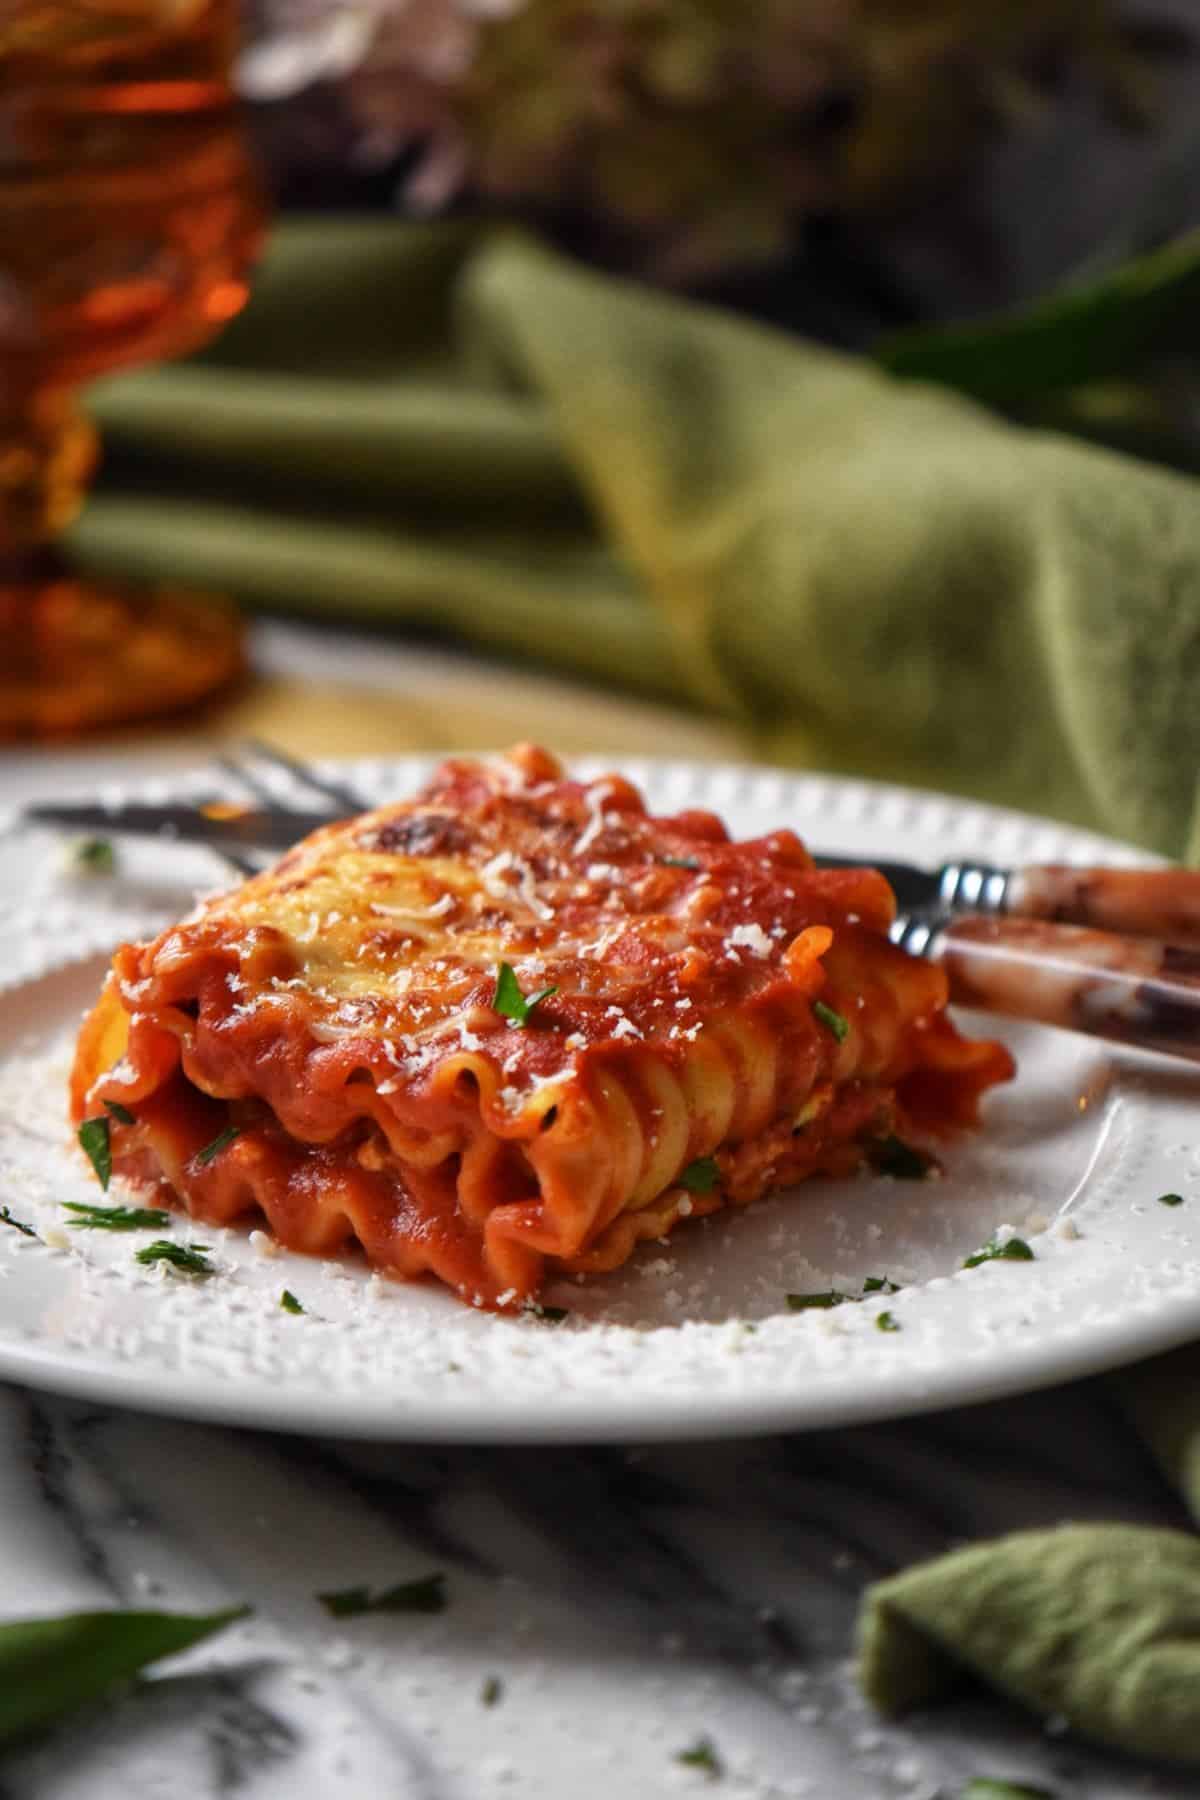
[0,560,245,738]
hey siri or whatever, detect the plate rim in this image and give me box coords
[3,752,1193,1445]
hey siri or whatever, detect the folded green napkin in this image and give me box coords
[69,219,1200,860]
[860,1344,1200,1765]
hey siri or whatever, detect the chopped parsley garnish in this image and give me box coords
[71,837,115,874]
[960,1782,1056,1800]
[318,1573,446,1618]
[812,1000,849,1044]
[675,1737,722,1776]
[787,1278,905,1318]
[63,1202,169,1232]
[135,1240,214,1278]
[492,961,558,1028]
[481,1675,503,1707]
[962,1236,1035,1270]
[678,1156,719,1194]
[867,1135,935,1180]
[103,1100,136,1126]
[1158,1191,1185,1207]
[0,1206,37,1240]
[659,854,701,871]
[195,1124,241,1167]
[77,1116,112,1190]
[280,1290,304,1314]
[525,1303,569,1323]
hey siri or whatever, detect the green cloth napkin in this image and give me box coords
[860,1344,1200,1764]
[69,219,1200,860]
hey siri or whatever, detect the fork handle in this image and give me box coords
[1009,864,1200,944]
[930,914,1200,1063]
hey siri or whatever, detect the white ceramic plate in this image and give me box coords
[2,755,1199,1443]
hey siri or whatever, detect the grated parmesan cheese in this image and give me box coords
[728,923,773,958]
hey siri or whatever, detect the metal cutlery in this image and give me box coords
[19,742,1200,1065]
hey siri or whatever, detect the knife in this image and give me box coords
[21,796,1200,1063]
[814,853,1200,945]
[22,802,1200,943]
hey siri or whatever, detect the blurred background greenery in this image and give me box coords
[240,0,1200,471]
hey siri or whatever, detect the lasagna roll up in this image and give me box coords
[71,746,1013,1308]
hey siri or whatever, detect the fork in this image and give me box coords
[22,741,1200,1064]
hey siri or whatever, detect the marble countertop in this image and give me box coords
[1,1382,1194,1800]
[3,621,1195,1799]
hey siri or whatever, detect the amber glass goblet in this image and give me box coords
[0,1,264,736]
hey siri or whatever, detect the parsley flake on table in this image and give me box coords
[279,1290,304,1314]
[812,999,849,1043]
[317,1573,446,1618]
[675,1736,722,1776]
[678,1156,719,1194]
[862,1275,902,1294]
[70,837,115,875]
[134,1240,214,1278]
[960,1781,1056,1800]
[77,1116,112,1190]
[492,961,558,1027]
[787,1290,850,1311]
[63,1202,169,1232]
[480,1674,503,1707]
[0,1206,37,1240]
[962,1236,1035,1269]
[876,1310,901,1333]
[1158,1191,1185,1207]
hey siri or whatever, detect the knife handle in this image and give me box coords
[1008,863,1200,944]
[927,914,1200,1063]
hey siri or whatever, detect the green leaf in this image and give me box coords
[1158,1192,1185,1207]
[280,1289,304,1315]
[70,838,115,875]
[877,226,1200,406]
[812,1000,849,1043]
[867,1136,935,1180]
[134,1240,214,1278]
[318,1573,446,1618]
[677,1156,719,1194]
[675,1736,722,1775]
[659,854,701,870]
[481,1674,503,1707]
[63,1202,170,1232]
[876,1310,901,1333]
[195,1125,241,1167]
[863,1275,902,1294]
[963,1237,1035,1270]
[960,1782,1057,1800]
[0,1605,248,1746]
[77,1117,112,1191]
[787,1291,849,1311]
[492,962,558,1027]
[0,1207,37,1240]
[103,1100,136,1126]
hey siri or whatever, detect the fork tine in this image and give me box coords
[239,738,365,814]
